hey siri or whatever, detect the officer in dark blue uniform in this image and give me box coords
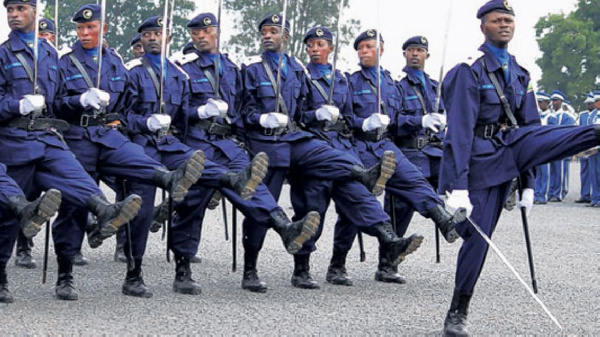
[1,0,144,301]
[291,26,426,288]
[239,13,398,293]
[547,90,575,202]
[38,18,55,44]
[52,4,209,300]
[337,29,462,284]
[574,92,596,204]
[129,33,143,59]
[440,2,600,334]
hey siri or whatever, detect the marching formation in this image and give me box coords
[1,0,599,335]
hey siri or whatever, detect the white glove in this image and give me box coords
[19,94,45,116]
[259,112,289,128]
[146,114,172,132]
[422,113,446,133]
[197,98,229,119]
[315,105,340,123]
[361,113,390,132]
[79,88,110,110]
[445,189,473,218]
[516,188,534,217]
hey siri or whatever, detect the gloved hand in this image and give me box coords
[19,94,45,116]
[516,188,534,217]
[361,113,390,132]
[79,88,110,110]
[197,98,229,119]
[259,112,289,128]
[315,104,340,123]
[146,114,172,132]
[445,189,473,217]
[422,113,446,133]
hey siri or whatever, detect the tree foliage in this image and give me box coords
[43,0,194,60]
[223,0,360,62]
[535,0,600,109]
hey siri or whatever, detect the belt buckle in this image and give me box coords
[417,137,426,149]
[484,125,495,139]
[263,128,274,136]
[80,114,90,127]
[27,118,36,131]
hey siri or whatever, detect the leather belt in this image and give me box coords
[474,124,502,139]
[195,119,232,137]
[398,136,429,149]
[250,122,298,136]
[7,117,69,132]
[79,113,121,127]
[354,129,387,142]
[317,120,348,132]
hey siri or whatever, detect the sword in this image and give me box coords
[32,4,40,97]
[96,0,106,89]
[54,0,59,49]
[433,0,454,115]
[159,0,170,116]
[273,0,288,114]
[327,0,344,105]
[214,0,222,99]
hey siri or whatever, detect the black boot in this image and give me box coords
[428,205,465,243]
[351,150,396,196]
[72,251,89,266]
[114,229,127,263]
[86,194,142,249]
[149,199,169,233]
[190,255,202,264]
[326,249,353,286]
[15,233,36,269]
[122,258,153,298]
[375,246,406,284]
[55,256,78,300]
[220,152,269,200]
[291,254,319,289]
[443,289,472,336]
[241,253,268,293]
[8,189,61,239]
[0,262,14,303]
[173,256,202,295]
[373,222,424,266]
[153,150,205,202]
[270,210,320,254]
[207,191,222,210]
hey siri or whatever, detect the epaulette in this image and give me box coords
[171,61,190,80]
[109,48,125,65]
[177,52,199,65]
[125,58,142,70]
[463,50,485,67]
[290,56,307,72]
[58,46,73,58]
[242,55,262,67]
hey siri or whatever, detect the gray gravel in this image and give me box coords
[0,162,598,335]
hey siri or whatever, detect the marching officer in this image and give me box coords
[587,90,600,207]
[38,18,55,44]
[533,92,554,204]
[547,90,575,202]
[439,1,600,334]
[575,92,595,204]
[129,33,144,59]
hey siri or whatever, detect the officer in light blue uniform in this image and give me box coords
[239,14,399,293]
[575,92,595,204]
[1,0,145,301]
[547,90,575,201]
[533,92,554,204]
[439,2,600,335]
[588,91,600,207]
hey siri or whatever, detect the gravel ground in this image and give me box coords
[0,162,598,335]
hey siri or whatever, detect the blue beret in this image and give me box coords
[187,13,217,29]
[353,29,383,50]
[72,4,101,23]
[303,26,333,44]
[138,16,169,33]
[477,0,515,19]
[129,34,141,46]
[536,92,550,101]
[258,13,290,32]
[4,0,36,7]
[39,18,55,33]
[402,35,428,51]
[550,90,567,101]
[182,41,196,54]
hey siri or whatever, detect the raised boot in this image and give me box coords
[207,191,222,210]
[220,152,269,200]
[55,256,78,300]
[326,249,353,286]
[72,251,89,266]
[86,194,142,249]
[173,256,202,295]
[351,150,396,196]
[149,199,169,233]
[291,254,319,289]
[122,258,153,298]
[241,253,268,293]
[0,262,14,303]
[428,205,465,243]
[270,210,320,254]
[375,246,406,284]
[373,222,424,266]
[8,189,61,239]
[443,289,472,336]
[153,150,206,202]
[15,234,36,269]
[113,229,127,263]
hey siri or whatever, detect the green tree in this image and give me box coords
[43,0,194,60]
[223,0,360,62]
[535,0,600,110]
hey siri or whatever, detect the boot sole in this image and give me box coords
[392,234,424,266]
[240,152,269,200]
[173,285,202,295]
[241,284,268,293]
[372,151,396,197]
[55,292,78,301]
[291,280,320,289]
[286,211,320,254]
[171,150,206,202]
[22,189,62,239]
[122,287,153,298]
[100,195,142,237]
[325,277,354,286]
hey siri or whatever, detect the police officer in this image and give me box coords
[587,91,600,207]
[1,0,143,301]
[38,18,55,44]
[440,2,600,334]
[547,90,575,202]
[239,14,398,293]
[533,92,554,204]
[130,33,143,59]
[575,92,596,204]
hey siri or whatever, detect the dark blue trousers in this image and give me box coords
[0,163,26,263]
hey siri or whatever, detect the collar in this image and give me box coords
[7,31,28,52]
[260,51,303,72]
[72,41,107,65]
[479,43,507,72]
[307,62,331,80]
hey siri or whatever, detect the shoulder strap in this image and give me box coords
[409,82,429,114]
[304,68,329,102]
[261,58,289,116]
[142,58,161,97]
[8,41,34,84]
[362,72,388,116]
[68,54,94,89]
[200,66,221,99]
[480,58,518,127]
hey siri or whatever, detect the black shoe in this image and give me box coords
[221,152,269,200]
[428,205,464,243]
[373,222,424,266]
[190,255,202,264]
[8,189,62,239]
[271,210,320,254]
[326,250,353,286]
[173,257,202,295]
[547,196,561,202]
[15,249,36,269]
[375,266,406,284]
[574,198,591,204]
[352,150,396,196]
[122,259,153,298]
[443,289,472,336]
[72,252,89,266]
[0,262,14,303]
[149,199,169,233]
[153,150,206,202]
[55,258,78,301]
[241,253,268,293]
[291,254,320,289]
[207,191,222,210]
[86,194,142,249]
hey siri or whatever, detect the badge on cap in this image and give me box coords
[271,14,280,23]
[157,17,163,27]
[420,36,427,44]
[203,16,212,26]
[82,9,93,20]
[367,30,375,37]
[39,21,47,30]
[503,1,512,10]
[315,28,324,37]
